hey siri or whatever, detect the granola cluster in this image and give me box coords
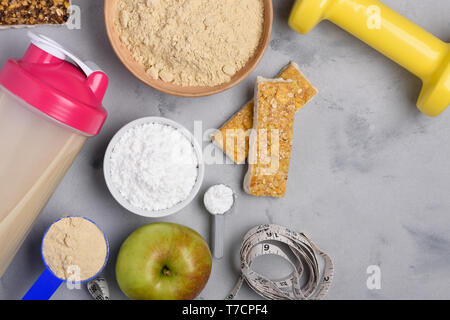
[0,0,70,26]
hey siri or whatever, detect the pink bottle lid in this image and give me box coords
[0,33,108,136]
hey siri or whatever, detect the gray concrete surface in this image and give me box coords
[0,0,449,300]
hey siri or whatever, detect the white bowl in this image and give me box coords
[104,117,204,218]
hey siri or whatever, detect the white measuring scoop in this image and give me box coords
[203,184,235,259]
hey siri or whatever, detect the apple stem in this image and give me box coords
[162,266,171,276]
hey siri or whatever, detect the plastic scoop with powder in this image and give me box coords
[204,184,234,215]
[204,184,235,259]
[42,217,108,281]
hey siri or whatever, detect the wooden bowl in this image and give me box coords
[104,0,273,97]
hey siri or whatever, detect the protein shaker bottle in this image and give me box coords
[0,33,108,277]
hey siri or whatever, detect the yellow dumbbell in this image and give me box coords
[289,0,450,117]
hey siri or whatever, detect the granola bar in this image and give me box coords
[0,0,70,26]
[243,77,298,198]
[212,62,317,164]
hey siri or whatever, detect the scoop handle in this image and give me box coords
[212,215,225,260]
[22,269,63,300]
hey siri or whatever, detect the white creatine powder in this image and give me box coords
[204,184,234,215]
[109,122,199,211]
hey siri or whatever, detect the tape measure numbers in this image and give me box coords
[227,224,334,300]
[87,277,110,300]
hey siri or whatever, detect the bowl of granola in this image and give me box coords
[0,0,71,28]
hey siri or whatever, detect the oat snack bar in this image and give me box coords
[212,62,317,164]
[243,77,298,198]
[0,0,71,27]
[213,100,254,164]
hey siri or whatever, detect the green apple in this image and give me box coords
[116,222,212,300]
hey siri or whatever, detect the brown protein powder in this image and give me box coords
[115,0,265,87]
[42,217,107,281]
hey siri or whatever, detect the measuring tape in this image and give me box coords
[226,224,334,300]
[87,277,110,300]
